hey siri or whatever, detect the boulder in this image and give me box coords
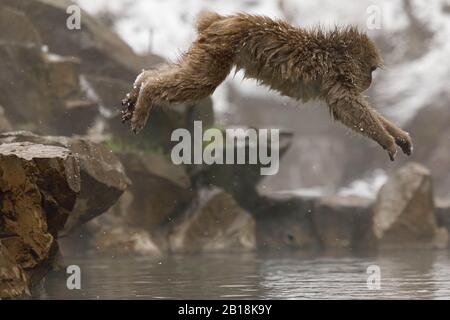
[0,4,41,45]
[82,74,131,112]
[0,43,54,132]
[436,198,450,235]
[70,150,193,255]
[0,42,99,136]
[312,195,374,251]
[252,194,320,250]
[0,142,80,298]
[93,226,162,256]
[114,151,193,232]
[0,131,130,235]
[0,249,30,298]
[426,126,450,198]
[169,191,255,253]
[372,162,448,249]
[0,106,12,132]
[107,97,214,155]
[3,0,157,81]
[45,55,81,100]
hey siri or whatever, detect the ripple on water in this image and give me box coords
[44,250,450,299]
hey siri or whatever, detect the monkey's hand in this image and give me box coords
[377,116,414,158]
[130,102,151,134]
[394,131,413,156]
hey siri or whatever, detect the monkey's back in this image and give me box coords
[199,14,326,102]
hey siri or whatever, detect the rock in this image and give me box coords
[426,126,450,198]
[3,0,153,81]
[169,191,255,253]
[0,42,99,135]
[94,226,162,256]
[0,131,130,235]
[107,97,214,155]
[312,196,374,251]
[261,136,348,193]
[0,4,41,45]
[252,194,320,250]
[72,150,193,255]
[0,43,54,131]
[0,250,30,299]
[436,198,450,235]
[82,74,131,112]
[115,151,193,232]
[46,55,82,100]
[372,162,448,249]
[198,130,293,205]
[0,142,80,298]
[57,99,100,136]
[0,106,12,132]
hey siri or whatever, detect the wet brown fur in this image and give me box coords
[122,12,413,160]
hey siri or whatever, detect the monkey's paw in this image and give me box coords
[395,132,413,156]
[121,94,136,124]
[385,143,398,162]
[130,106,150,134]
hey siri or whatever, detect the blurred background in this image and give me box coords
[0,0,449,299]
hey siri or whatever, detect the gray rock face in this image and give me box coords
[2,0,146,81]
[0,2,103,136]
[0,4,41,45]
[436,198,450,235]
[169,191,255,253]
[73,150,193,255]
[0,106,12,132]
[372,162,448,249]
[252,194,320,250]
[312,196,374,251]
[0,43,55,131]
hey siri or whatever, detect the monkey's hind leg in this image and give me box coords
[130,57,232,133]
[121,68,157,123]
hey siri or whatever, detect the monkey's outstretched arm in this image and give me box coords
[328,94,399,160]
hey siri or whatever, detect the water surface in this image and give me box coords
[44,250,450,299]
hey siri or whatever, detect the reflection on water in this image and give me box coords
[44,250,450,299]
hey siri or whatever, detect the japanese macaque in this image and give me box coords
[121,12,413,160]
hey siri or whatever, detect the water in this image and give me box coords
[43,250,450,299]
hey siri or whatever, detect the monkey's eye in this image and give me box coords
[370,66,377,72]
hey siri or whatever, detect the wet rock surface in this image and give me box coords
[251,194,320,250]
[169,191,255,253]
[0,131,130,235]
[0,142,80,298]
[372,162,448,249]
[312,196,374,251]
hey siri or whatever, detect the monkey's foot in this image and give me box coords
[395,132,413,156]
[121,97,135,123]
[121,88,141,124]
[130,106,150,134]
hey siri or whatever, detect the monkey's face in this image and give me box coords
[347,33,383,92]
[359,63,378,91]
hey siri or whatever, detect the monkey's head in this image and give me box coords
[333,27,383,92]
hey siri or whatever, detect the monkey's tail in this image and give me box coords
[196,11,225,33]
